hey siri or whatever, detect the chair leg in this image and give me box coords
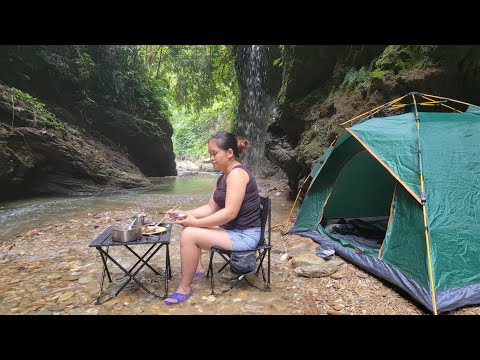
[206,251,212,278]
[220,275,243,294]
[267,248,271,289]
[208,250,215,295]
[243,275,270,292]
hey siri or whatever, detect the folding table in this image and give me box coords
[89,223,172,305]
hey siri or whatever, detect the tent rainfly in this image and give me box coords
[289,92,480,314]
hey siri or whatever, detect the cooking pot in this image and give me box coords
[112,224,143,242]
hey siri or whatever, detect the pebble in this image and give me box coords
[58,292,75,302]
[78,277,93,284]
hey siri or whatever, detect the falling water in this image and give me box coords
[235,45,282,177]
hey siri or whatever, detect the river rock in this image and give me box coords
[58,291,75,302]
[331,268,351,279]
[176,160,200,172]
[291,251,326,268]
[294,262,339,278]
[78,277,93,284]
[286,243,310,258]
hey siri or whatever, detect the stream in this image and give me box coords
[0,175,218,241]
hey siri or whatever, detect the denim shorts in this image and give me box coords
[226,227,261,251]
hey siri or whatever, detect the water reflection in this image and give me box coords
[0,175,217,240]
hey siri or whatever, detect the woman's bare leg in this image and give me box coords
[196,248,204,273]
[166,227,232,302]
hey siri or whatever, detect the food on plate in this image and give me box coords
[142,225,167,235]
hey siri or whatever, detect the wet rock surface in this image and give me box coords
[1,178,478,315]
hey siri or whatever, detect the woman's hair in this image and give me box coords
[209,131,250,160]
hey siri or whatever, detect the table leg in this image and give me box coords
[92,239,171,303]
[105,243,164,297]
[95,247,113,305]
[166,244,172,279]
[125,244,160,275]
[164,244,170,297]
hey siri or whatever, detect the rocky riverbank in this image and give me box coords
[1,178,478,315]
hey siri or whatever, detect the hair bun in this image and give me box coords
[237,138,250,153]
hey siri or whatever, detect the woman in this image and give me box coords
[164,131,261,305]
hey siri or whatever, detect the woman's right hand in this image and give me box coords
[167,209,184,220]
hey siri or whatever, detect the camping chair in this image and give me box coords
[206,195,272,295]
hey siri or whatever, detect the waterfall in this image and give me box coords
[235,45,282,177]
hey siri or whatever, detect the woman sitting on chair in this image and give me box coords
[164,131,261,305]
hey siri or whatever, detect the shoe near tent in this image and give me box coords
[289,92,480,314]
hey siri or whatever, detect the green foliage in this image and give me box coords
[138,45,238,115]
[273,45,285,67]
[372,68,384,78]
[85,45,170,123]
[10,87,67,132]
[171,96,236,159]
[374,45,438,75]
[72,45,95,80]
[3,45,238,153]
[136,45,238,157]
[341,66,372,90]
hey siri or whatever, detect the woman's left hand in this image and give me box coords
[175,213,199,227]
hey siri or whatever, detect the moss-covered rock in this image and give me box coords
[0,84,150,200]
[0,45,176,184]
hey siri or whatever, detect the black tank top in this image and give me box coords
[213,164,261,230]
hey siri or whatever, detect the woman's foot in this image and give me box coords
[194,267,206,278]
[194,271,205,278]
[164,287,193,305]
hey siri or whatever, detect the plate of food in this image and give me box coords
[142,223,167,235]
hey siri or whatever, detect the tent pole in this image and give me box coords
[421,92,473,107]
[412,93,438,315]
[421,94,462,113]
[340,94,408,126]
[286,174,310,226]
[378,184,398,259]
[288,136,338,227]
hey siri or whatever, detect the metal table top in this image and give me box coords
[89,223,172,247]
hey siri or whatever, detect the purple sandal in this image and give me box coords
[194,271,205,279]
[164,291,193,305]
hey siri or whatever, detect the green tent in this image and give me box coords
[289,92,480,314]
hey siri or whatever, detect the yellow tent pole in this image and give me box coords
[340,110,377,126]
[421,94,462,113]
[448,98,472,106]
[389,104,408,109]
[286,174,310,225]
[412,93,438,315]
[441,103,462,113]
[421,92,472,106]
[420,174,438,315]
[340,94,407,126]
[419,93,443,99]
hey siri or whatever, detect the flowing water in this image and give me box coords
[235,45,281,176]
[0,175,218,241]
